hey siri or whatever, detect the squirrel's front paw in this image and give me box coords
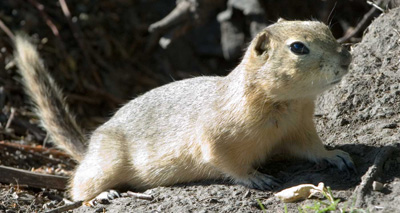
[322,149,356,173]
[235,171,281,190]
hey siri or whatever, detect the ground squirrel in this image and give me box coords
[14,19,355,202]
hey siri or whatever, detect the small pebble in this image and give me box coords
[372,181,384,191]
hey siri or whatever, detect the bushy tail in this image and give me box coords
[14,35,86,161]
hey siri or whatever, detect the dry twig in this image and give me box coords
[367,0,385,12]
[123,191,154,201]
[5,108,16,130]
[0,18,15,40]
[26,0,74,80]
[27,0,62,40]
[337,0,388,43]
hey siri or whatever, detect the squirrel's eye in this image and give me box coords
[289,42,309,55]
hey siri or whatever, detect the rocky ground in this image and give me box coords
[0,1,399,212]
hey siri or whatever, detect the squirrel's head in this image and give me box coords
[242,19,352,100]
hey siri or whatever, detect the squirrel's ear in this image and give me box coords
[277,18,287,23]
[254,31,270,56]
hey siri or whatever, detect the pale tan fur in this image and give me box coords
[14,35,86,161]
[14,20,353,202]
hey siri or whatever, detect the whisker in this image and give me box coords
[327,1,338,27]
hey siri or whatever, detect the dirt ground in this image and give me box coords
[0,1,399,212]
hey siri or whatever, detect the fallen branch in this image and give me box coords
[0,165,68,190]
[352,144,396,208]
